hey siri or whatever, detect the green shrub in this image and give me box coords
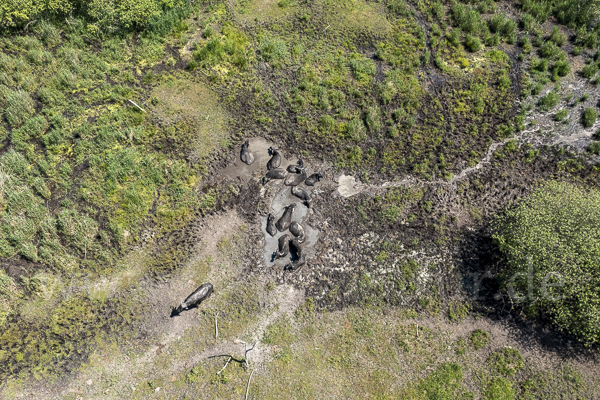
[488,50,508,64]
[318,114,335,134]
[465,35,482,52]
[497,74,511,91]
[533,58,548,72]
[538,42,561,59]
[486,32,500,46]
[520,13,538,32]
[0,0,184,30]
[521,0,552,23]
[347,54,376,83]
[537,91,559,111]
[432,1,444,20]
[488,14,506,34]
[554,108,568,121]
[588,141,600,155]
[447,28,461,47]
[402,362,473,399]
[364,106,382,134]
[203,26,214,38]
[502,19,517,42]
[553,59,570,77]
[194,26,249,69]
[582,63,599,79]
[259,36,287,62]
[492,181,600,345]
[582,108,598,128]
[452,3,481,34]
[345,117,366,141]
[387,126,399,138]
[549,26,566,46]
[388,0,411,16]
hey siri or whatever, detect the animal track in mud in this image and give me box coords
[335,119,584,199]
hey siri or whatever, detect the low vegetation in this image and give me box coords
[0,0,599,397]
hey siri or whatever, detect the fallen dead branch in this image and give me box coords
[128,99,146,113]
[214,311,220,339]
[217,356,232,375]
[245,370,255,400]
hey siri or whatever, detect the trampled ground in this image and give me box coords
[1,0,600,398]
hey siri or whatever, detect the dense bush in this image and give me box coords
[0,0,187,31]
[521,0,600,48]
[452,3,481,34]
[492,181,600,345]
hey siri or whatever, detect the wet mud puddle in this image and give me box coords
[219,137,321,269]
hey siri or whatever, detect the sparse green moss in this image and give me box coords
[488,348,524,377]
[402,362,473,399]
[448,301,469,322]
[485,377,515,400]
[469,329,490,350]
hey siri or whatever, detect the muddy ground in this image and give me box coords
[5,121,600,399]
[2,0,600,397]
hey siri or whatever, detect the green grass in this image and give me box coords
[0,271,20,327]
[488,348,524,377]
[0,6,231,381]
[469,329,490,350]
[150,306,596,399]
[485,377,515,400]
[263,317,295,346]
[0,0,599,394]
[403,363,473,399]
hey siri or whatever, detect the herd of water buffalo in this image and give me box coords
[174,140,322,315]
